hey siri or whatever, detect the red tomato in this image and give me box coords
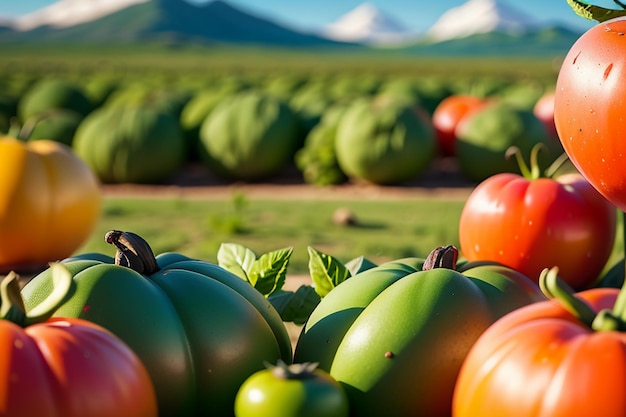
[432,94,486,157]
[0,266,157,417]
[453,270,624,417]
[459,172,616,289]
[533,91,558,139]
[554,16,626,211]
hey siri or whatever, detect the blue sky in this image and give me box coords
[0,0,615,33]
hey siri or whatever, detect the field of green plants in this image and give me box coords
[0,45,564,187]
[0,45,604,270]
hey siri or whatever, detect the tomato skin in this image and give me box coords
[431,94,486,157]
[0,317,157,417]
[459,172,616,289]
[453,288,624,417]
[554,17,626,211]
[234,365,349,417]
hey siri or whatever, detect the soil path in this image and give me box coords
[101,159,477,201]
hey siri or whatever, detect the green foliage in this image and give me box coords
[335,96,437,185]
[73,105,186,184]
[307,246,352,298]
[198,91,302,181]
[217,243,292,297]
[17,78,93,123]
[295,103,349,186]
[567,0,626,22]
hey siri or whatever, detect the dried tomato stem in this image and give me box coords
[422,246,458,271]
[268,360,319,380]
[105,230,159,275]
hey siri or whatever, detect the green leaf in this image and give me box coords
[567,0,626,22]
[307,246,351,298]
[345,255,377,275]
[268,285,322,324]
[249,247,293,297]
[217,243,256,283]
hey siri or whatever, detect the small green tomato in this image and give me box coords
[234,360,349,417]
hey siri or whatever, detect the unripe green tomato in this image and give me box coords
[234,361,349,417]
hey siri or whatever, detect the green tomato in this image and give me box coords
[294,246,546,417]
[235,361,349,417]
[21,230,292,417]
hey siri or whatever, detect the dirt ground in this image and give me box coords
[101,158,477,201]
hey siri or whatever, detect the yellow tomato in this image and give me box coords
[0,137,101,270]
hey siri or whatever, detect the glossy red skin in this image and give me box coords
[459,172,616,289]
[0,317,157,417]
[554,16,626,211]
[432,95,486,157]
[453,288,624,417]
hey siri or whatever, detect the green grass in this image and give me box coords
[75,193,626,281]
[76,194,467,274]
[0,43,559,81]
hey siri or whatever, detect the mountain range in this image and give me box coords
[0,0,584,56]
[0,0,348,46]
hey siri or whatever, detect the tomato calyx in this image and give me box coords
[422,245,458,271]
[540,267,626,331]
[567,0,626,23]
[0,263,72,326]
[268,359,320,380]
[506,144,569,181]
[105,230,159,275]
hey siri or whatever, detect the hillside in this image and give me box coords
[0,0,352,47]
[398,26,581,57]
[0,0,583,56]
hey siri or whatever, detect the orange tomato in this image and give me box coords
[453,282,624,417]
[432,94,486,157]
[0,137,101,271]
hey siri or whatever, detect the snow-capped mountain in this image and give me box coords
[426,0,540,42]
[14,0,150,31]
[322,3,415,45]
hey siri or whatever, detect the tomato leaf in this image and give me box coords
[567,0,626,22]
[217,243,256,283]
[307,246,351,297]
[345,255,377,275]
[249,247,293,297]
[268,286,321,324]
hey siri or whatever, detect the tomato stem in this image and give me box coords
[505,144,544,181]
[539,267,597,328]
[0,263,73,326]
[268,359,319,380]
[608,209,626,327]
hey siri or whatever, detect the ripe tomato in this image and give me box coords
[554,16,626,211]
[431,94,486,157]
[533,91,557,139]
[234,361,349,417]
[459,170,616,290]
[453,269,626,417]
